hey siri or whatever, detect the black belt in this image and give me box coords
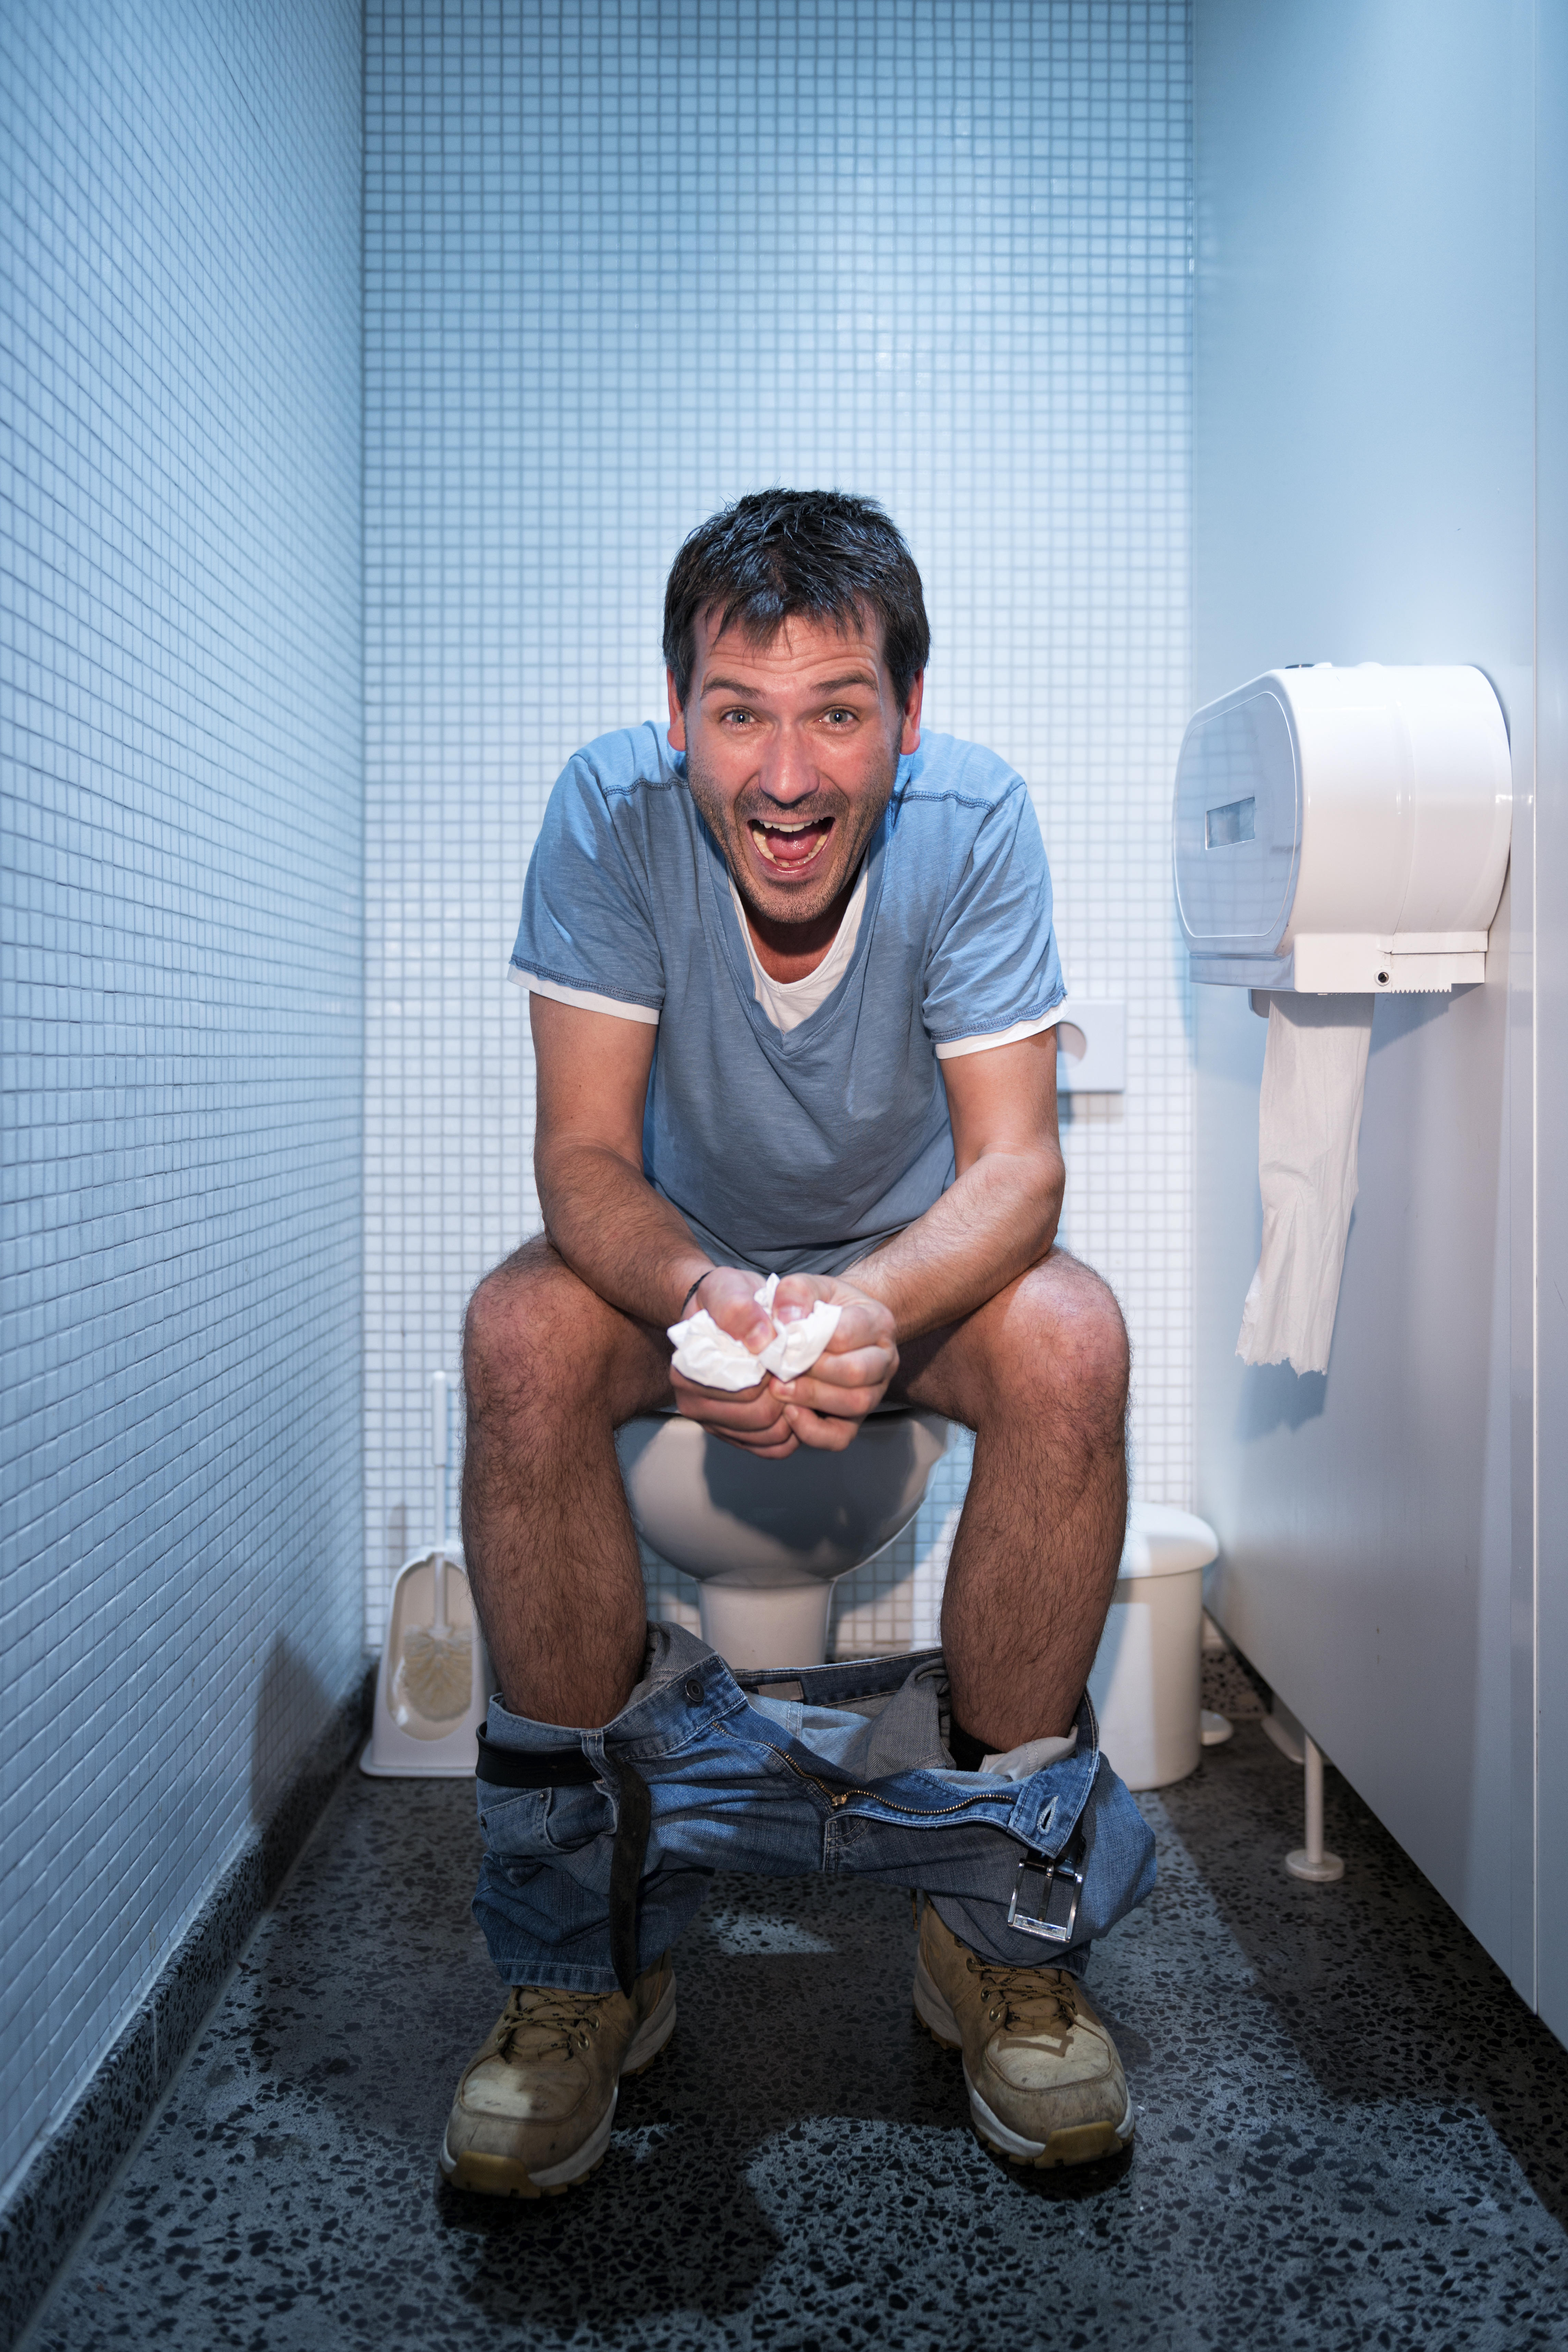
[474,1726,651,1998]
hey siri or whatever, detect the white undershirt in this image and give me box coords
[727,870,867,1033]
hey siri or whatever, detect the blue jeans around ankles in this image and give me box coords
[472,1621,1156,1994]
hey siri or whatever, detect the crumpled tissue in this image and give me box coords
[1237,992,1375,1377]
[668,1272,841,1392]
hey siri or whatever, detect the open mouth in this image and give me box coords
[748,816,835,873]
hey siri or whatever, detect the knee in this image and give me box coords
[463,1241,611,1423]
[998,1260,1129,1437]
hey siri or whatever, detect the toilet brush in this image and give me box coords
[398,1370,474,1724]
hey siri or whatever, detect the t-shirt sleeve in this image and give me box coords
[510,754,665,1014]
[921,782,1066,1048]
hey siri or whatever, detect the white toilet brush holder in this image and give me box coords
[362,1369,492,1778]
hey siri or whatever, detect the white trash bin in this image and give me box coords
[1087,1504,1220,1791]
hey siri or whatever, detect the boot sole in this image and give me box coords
[440,1978,677,2198]
[912,1968,1134,2170]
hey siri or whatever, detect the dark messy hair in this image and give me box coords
[662,490,930,710]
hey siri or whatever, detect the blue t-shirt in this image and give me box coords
[511,723,1065,1275]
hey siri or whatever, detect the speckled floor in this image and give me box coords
[25,1723,1568,2352]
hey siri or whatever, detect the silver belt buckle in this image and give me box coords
[1006,1850,1083,1945]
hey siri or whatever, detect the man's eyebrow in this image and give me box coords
[700,671,880,698]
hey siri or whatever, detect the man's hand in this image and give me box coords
[671,1270,898,1458]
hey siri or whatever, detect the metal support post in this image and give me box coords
[1285,1734,1344,1882]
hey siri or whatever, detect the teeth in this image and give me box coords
[753,823,830,869]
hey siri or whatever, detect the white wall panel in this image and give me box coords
[1192,0,1536,1986]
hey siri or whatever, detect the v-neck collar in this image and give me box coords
[726,864,869,1029]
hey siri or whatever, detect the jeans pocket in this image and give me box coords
[478,1780,617,1859]
[477,1786,554,1859]
[540,1780,617,1854]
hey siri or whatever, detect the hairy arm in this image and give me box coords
[847,1027,1065,1335]
[786,1024,1064,1357]
[530,994,712,1327]
[757,1027,1064,1448]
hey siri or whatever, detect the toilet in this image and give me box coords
[615,1404,950,1668]
[617,1411,1220,1786]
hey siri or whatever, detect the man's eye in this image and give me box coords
[823,708,855,725]
[722,709,755,726]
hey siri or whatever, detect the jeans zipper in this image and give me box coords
[780,1748,1002,1818]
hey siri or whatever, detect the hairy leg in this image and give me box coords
[892,1249,1129,1751]
[462,1237,673,1727]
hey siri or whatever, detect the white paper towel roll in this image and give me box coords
[1237,994,1375,1376]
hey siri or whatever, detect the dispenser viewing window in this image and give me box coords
[1173,663,1512,993]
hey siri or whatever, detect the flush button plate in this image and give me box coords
[1055,1001,1126,1094]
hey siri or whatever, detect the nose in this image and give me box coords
[755,725,819,809]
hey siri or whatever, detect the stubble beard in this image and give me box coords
[682,741,897,930]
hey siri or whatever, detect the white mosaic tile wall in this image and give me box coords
[365,0,1192,1655]
[0,0,363,2190]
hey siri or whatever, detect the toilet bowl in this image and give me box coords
[616,1417,1220,1766]
[615,1405,951,1668]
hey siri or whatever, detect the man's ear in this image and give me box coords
[899,669,925,756]
[666,669,688,750]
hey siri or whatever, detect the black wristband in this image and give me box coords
[678,1271,713,1318]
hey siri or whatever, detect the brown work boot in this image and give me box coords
[440,1956,675,2196]
[912,1902,1132,2167]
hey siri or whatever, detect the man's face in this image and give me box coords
[667,607,923,929]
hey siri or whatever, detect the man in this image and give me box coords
[444,491,1154,2198]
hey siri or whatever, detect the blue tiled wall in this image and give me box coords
[364,0,1192,1649]
[0,0,364,2189]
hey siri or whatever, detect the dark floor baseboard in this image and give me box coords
[0,1665,375,2352]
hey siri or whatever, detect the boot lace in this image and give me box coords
[965,1954,1079,2041]
[497,1984,609,2062]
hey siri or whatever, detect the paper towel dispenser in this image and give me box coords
[1172,663,1511,993]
